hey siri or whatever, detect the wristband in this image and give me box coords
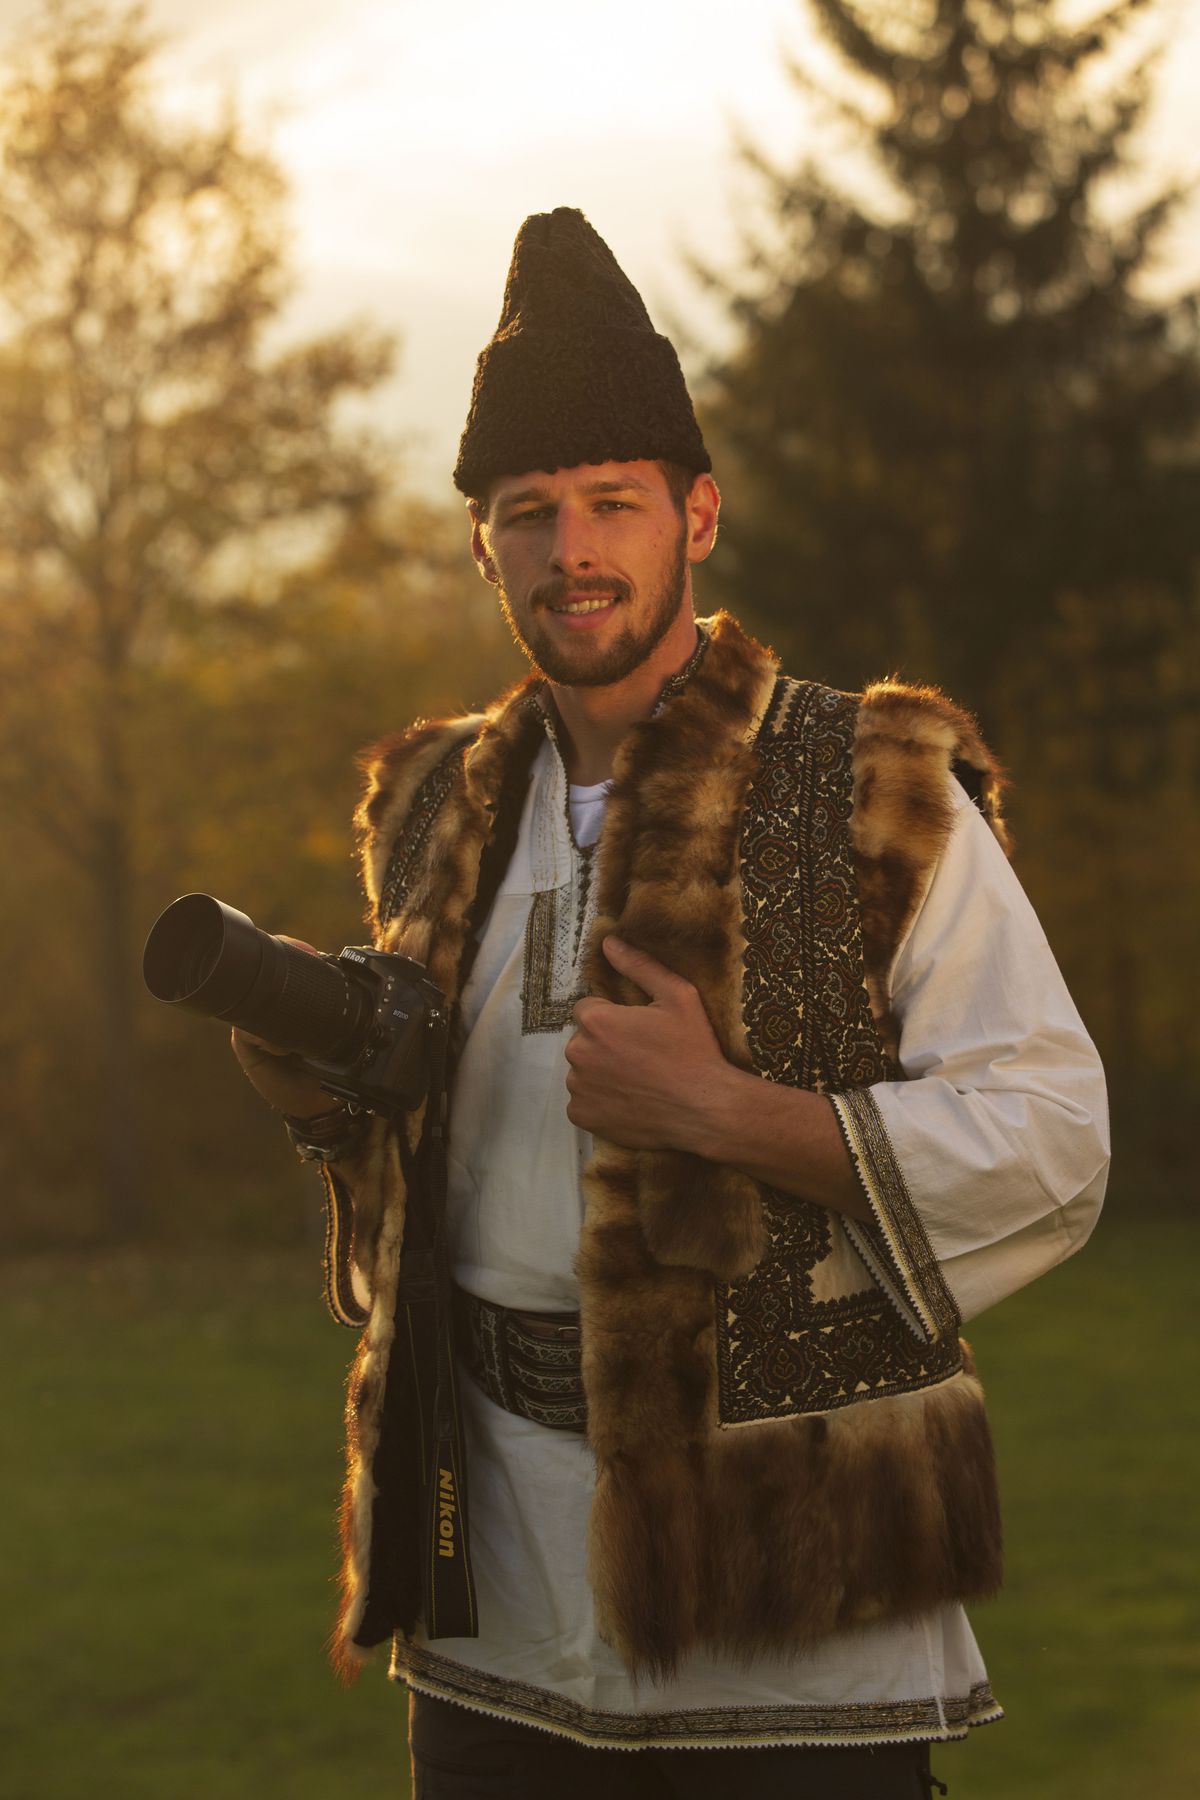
[284,1102,369,1165]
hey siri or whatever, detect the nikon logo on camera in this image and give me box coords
[437,1467,457,1560]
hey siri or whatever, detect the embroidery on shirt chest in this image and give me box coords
[520,791,599,1036]
[520,638,703,1038]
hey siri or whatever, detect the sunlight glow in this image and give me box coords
[3,0,1193,492]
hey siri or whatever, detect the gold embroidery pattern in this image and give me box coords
[393,1643,1002,1746]
[717,679,960,1423]
[743,679,890,1093]
[520,856,596,1035]
[377,742,470,928]
[835,1087,962,1345]
[717,1190,962,1420]
[518,715,598,1034]
[321,1165,369,1330]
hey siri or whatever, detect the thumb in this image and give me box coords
[602,935,687,1003]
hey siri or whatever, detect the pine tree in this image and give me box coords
[696,0,1200,1160]
[697,0,1200,709]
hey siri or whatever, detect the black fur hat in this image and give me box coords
[453,207,711,498]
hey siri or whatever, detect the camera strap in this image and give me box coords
[418,718,542,1637]
[417,712,539,1634]
[411,1013,479,1641]
[382,1008,479,1643]
[379,720,541,1646]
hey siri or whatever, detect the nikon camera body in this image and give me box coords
[143,894,444,1118]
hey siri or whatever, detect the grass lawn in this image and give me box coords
[940,1213,1200,1799]
[2,1216,1196,1799]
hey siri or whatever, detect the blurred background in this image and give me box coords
[0,2,1196,1795]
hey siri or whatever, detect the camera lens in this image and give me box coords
[178,934,221,996]
[168,908,224,1002]
[143,893,373,1064]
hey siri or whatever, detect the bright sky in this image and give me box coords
[3,0,1199,495]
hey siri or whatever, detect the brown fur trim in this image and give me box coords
[580,1110,1002,1673]
[851,681,1008,1058]
[578,637,1004,1676]
[355,715,484,923]
[580,1146,1004,1677]
[334,1126,414,1657]
[334,677,544,1665]
[584,612,779,1282]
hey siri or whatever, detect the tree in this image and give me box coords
[696,0,1200,706]
[0,2,395,1238]
[695,0,1200,1156]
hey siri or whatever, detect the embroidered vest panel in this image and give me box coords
[720,676,962,1425]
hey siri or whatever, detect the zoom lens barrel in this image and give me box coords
[142,893,373,1064]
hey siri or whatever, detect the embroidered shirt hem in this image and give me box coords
[389,1642,1004,1750]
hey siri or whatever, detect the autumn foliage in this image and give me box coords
[0,0,1195,1245]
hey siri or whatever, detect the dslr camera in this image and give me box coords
[142,893,444,1117]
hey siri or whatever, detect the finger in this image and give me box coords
[231,1026,291,1058]
[602,936,688,1003]
[277,935,320,955]
[565,1094,597,1129]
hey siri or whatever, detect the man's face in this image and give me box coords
[470,460,696,688]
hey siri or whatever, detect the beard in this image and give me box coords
[497,524,689,689]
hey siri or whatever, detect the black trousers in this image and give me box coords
[409,1691,945,1799]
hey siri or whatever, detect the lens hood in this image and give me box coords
[143,894,265,1018]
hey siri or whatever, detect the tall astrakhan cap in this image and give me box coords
[453,207,711,498]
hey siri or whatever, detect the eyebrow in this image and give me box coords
[497,476,654,509]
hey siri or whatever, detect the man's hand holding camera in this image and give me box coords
[225,934,375,1167]
[230,937,334,1118]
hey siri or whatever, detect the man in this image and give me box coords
[235,208,1108,1798]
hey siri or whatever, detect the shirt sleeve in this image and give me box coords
[830,779,1109,1328]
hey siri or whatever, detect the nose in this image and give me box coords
[549,505,597,575]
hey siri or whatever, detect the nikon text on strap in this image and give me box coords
[409,1015,478,1639]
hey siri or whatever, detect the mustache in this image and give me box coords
[529,573,631,610]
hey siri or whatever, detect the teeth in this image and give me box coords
[552,598,614,614]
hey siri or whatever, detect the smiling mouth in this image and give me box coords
[548,595,619,615]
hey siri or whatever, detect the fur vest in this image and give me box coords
[330,611,1008,1679]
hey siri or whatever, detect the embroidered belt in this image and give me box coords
[452,1286,587,1434]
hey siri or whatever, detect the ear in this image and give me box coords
[684,474,720,565]
[467,501,499,585]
